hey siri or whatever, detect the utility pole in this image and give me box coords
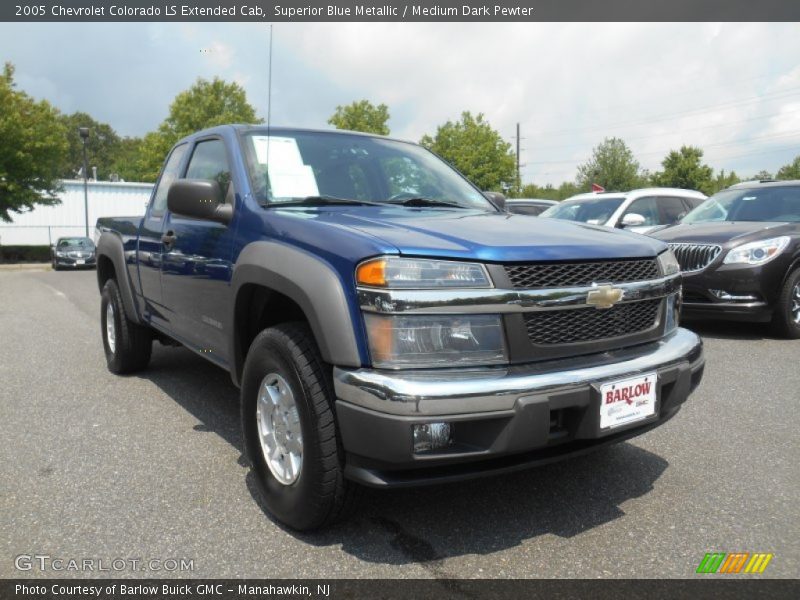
[511,123,525,196]
[79,127,90,237]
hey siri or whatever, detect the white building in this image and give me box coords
[0,180,153,246]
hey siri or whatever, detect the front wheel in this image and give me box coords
[771,269,800,339]
[241,323,357,531]
[100,279,153,373]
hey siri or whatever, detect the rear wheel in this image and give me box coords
[771,269,800,339]
[100,279,152,373]
[241,323,357,530]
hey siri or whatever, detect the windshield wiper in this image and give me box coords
[386,197,466,208]
[267,195,385,208]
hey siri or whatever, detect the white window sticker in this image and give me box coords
[251,136,319,198]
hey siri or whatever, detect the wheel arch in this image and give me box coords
[229,241,363,387]
[96,232,142,324]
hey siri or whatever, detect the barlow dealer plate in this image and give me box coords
[599,372,658,430]
[76,259,85,265]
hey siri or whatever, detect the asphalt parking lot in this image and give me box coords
[1,269,797,579]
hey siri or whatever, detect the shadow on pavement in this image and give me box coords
[137,344,670,567]
[681,319,778,341]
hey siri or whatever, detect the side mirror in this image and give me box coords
[620,212,646,228]
[167,179,232,225]
[483,191,507,211]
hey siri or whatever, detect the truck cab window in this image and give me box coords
[151,144,188,214]
[185,139,232,199]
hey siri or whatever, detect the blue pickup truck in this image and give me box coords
[96,125,704,530]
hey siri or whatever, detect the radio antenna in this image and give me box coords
[267,23,273,133]
[265,24,273,192]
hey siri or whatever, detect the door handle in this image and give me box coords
[161,231,177,246]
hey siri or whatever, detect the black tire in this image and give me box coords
[241,322,358,531]
[100,279,152,373]
[52,260,59,271]
[771,269,800,339]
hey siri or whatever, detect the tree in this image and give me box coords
[651,145,714,194]
[710,169,741,193]
[420,112,516,192]
[519,181,580,201]
[749,169,773,181]
[57,112,121,180]
[776,156,800,180]
[137,77,262,182]
[328,99,390,135]
[0,62,68,223]
[109,137,145,182]
[576,138,644,192]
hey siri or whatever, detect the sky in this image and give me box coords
[1,22,799,186]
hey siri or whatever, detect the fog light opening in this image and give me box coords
[709,289,759,302]
[413,422,452,454]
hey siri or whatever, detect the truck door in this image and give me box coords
[160,136,236,363]
[137,143,188,330]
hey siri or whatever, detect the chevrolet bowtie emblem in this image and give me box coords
[587,285,624,309]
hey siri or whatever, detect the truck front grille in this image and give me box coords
[668,243,721,273]
[524,299,661,345]
[504,259,659,289]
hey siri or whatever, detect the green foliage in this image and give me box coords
[420,111,516,192]
[710,169,741,193]
[576,137,645,192]
[519,181,581,201]
[749,169,773,181]
[776,156,800,180]
[651,145,714,194]
[137,77,262,182]
[0,62,68,223]
[109,137,146,182]
[328,99,390,135]
[57,112,121,180]
[0,245,51,263]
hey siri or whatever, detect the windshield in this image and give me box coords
[57,237,94,248]
[240,130,494,210]
[540,196,625,224]
[683,187,800,223]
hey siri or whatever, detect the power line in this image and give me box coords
[529,107,800,152]
[526,87,800,138]
[527,129,800,166]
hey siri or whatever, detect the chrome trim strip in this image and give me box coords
[334,328,702,416]
[358,275,681,314]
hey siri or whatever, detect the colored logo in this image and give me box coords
[696,552,773,574]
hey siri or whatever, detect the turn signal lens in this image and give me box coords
[356,257,492,289]
[356,258,387,287]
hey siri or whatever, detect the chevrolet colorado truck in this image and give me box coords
[95,125,704,530]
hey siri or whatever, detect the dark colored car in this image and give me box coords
[651,180,800,337]
[505,198,558,216]
[51,236,97,270]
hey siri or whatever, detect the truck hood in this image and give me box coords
[652,221,795,245]
[282,206,667,262]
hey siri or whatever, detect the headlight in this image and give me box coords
[56,251,66,257]
[723,236,790,266]
[357,257,492,289]
[364,314,507,368]
[657,249,680,276]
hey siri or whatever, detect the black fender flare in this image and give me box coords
[96,231,142,324]
[229,241,362,385]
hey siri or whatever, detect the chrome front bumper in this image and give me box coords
[334,327,703,416]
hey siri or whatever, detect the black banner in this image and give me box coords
[3,0,800,22]
[2,579,798,600]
